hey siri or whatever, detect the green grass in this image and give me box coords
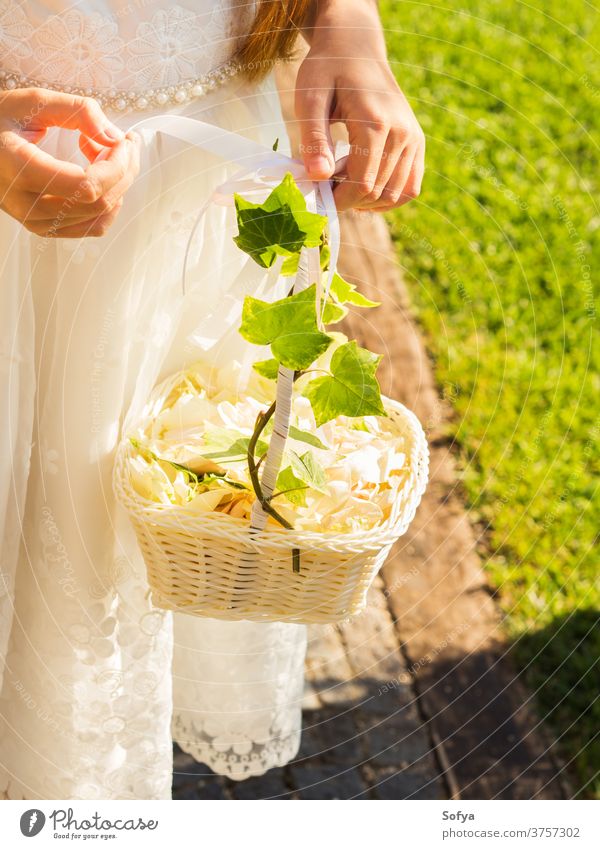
[380,0,599,796]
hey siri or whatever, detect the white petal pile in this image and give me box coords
[127,359,410,534]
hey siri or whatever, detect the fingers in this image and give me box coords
[340,122,425,211]
[365,139,425,211]
[295,62,335,180]
[79,133,106,164]
[7,133,140,237]
[369,131,404,202]
[0,87,138,238]
[4,135,90,197]
[3,88,123,146]
[402,137,425,202]
[333,120,389,211]
[0,88,128,199]
[4,190,103,225]
[81,132,140,207]
[14,167,130,223]
[24,201,124,239]
[361,147,416,210]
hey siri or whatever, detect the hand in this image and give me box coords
[295,0,425,212]
[0,88,140,237]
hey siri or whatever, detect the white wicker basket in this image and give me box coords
[113,382,428,624]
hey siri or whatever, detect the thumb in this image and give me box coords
[295,74,335,180]
[8,88,124,146]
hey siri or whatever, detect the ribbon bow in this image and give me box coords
[128,115,342,326]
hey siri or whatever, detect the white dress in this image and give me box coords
[0,1,307,799]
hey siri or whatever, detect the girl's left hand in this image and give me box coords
[295,0,425,212]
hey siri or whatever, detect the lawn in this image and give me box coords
[380,0,599,796]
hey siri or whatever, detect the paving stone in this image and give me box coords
[306,624,366,706]
[194,775,230,800]
[172,782,201,800]
[172,773,230,800]
[338,580,408,674]
[336,598,417,717]
[291,764,368,799]
[371,767,442,800]
[296,709,365,766]
[359,711,433,769]
[356,679,417,718]
[301,679,322,711]
[415,648,567,800]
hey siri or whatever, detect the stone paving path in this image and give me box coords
[172,213,569,800]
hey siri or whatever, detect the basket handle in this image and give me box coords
[249,181,340,554]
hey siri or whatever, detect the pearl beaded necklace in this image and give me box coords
[0,58,243,113]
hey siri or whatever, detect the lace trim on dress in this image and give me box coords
[172,714,301,782]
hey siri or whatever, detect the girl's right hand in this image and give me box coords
[0,88,140,238]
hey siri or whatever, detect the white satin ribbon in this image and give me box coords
[126,115,343,534]
[127,115,341,303]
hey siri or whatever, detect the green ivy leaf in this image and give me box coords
[350,420,371,432]
[303,341,386,426]
[239,284,333,370]
[320,244,331,270]
[233,173,325,271]
[202,426,246,450]
[322,299,347,325]
[288,425,328,451]
[202,436,268,462]
[275,466,308,506]
[280,252,300,276]
[288,450,329,493]
[203,427,267,455]
[330,272,380,308]
[130,437,200,484]
[198,473,249,491]
[129,438,249,489]
[252,359,280,380]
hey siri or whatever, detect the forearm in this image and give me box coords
[304,0,387,61]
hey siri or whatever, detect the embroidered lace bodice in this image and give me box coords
[0,1,257,110]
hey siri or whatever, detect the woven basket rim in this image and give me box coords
[113,392,429,549]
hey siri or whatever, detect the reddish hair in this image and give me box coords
[238,1,311,79]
